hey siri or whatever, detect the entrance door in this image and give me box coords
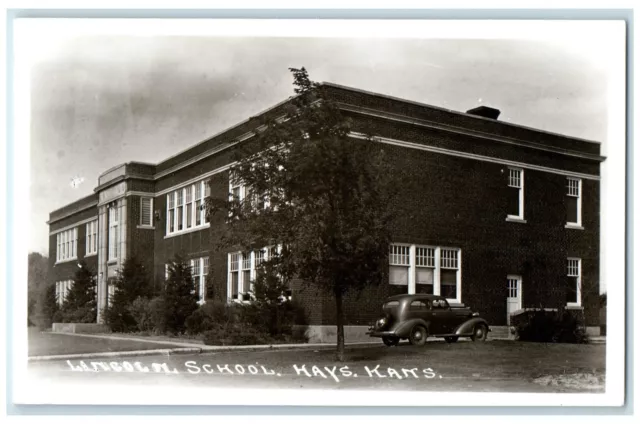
[506,275,522,326]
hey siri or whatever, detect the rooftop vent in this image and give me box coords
[466,105,501,120]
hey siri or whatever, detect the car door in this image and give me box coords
[431,299,457,334]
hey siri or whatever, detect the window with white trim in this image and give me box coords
[190,256,209,303]
[140,197,153,227]
[108,206,119,261]
[166,180,209,235]
[55,280,73,306]
[566,178,582,227]
[567,258,582,306]
[229,171,271,217]
[85,221,97,256]
[507,168,524,220]
[389,244,462,302]
[228,246,281,302]
[56,228,78,262]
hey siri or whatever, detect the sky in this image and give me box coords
[27,29,615,256]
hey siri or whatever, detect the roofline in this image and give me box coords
[48,193,98,215]
[319,81,603,145]
[155,92,303,168]
[98,161,156,178]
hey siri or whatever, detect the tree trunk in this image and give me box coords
[335,290,345,362]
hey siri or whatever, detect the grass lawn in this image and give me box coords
[28,328,185,357]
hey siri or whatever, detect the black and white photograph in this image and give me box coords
[10,17,627,407]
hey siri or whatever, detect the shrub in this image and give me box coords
[59,261,97,323]
[162,256,199,334]
[148,296,167,334]
[186,301,240,335]
[127,297,155,332]
[514,308,590,344]
[202,323,272,346]
[36,283,59,329]
[105,257,153,333]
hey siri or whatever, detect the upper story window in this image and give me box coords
[85,220,97,256]
[140,197,154,227]
[229,172,271,218]
[166,180,209,236]
[389,244,462,303]
[108,206,119,261]
[566,178,583,228]
[566,258,582,307]
[56,227,78,263]
[507,168,525,221]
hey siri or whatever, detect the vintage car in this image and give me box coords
[367,294,491,346]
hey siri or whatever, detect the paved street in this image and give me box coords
[27,340,606,393]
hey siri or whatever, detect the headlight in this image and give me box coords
[375,317,387,329]
[472,312,480,317]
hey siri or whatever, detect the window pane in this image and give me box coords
[441,269,458,299]
[242,270,251,292]
[508,186,520,216]
[567,196,578,223]
[231,272,239,297]
[177,206,183,230]
[389,265,408,285]
[566,276,578,303]
[195,200,202,225]
[141,198,152,226]
[186,203,193,228]
[416,268,434,293]
[169,209,175,232]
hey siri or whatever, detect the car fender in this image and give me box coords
[454,317,490,336]
[392,318,431,338]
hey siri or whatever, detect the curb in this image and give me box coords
[27,342,382,363]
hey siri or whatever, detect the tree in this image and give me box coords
[37,282,59,329]
[28,252,49,326]
[163,255,199,334]
[104,256,152,332]
[207,68,395,360]
[61,261,97,323]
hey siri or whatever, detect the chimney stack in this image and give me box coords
[466,105,501,120]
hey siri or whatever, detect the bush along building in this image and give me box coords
[47,82,605,339]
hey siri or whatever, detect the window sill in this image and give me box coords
[565,224,584,230]
[84,253,97,258]
[137,225,155,230]
[55,257,78,265]
[164,223,210,239]
[506,216,527,224]
[107,259,118,265]
[565,304,583,310]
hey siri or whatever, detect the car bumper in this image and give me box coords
[366,330,398,338]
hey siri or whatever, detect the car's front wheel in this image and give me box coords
[382,336,399,347]
[409,325,428,346]
[471,324,488,342]
[444,336,459,343]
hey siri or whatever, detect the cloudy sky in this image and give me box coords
[27,27,615,255]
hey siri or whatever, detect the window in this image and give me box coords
[389,244,462,302]
[140,197,153,227]
[55,280,73,306]
[166,180,209,236]
[566,178,582,227]
[389,245,410,287]
[507,168,525,220]
[190,256,209,303]
[415,247,435,294]
[108,206,119,261]
[107,279,116,308]
[56,228,78,262]
[228,246,281,302]
[567,258,582,306]
[85,221,97,256]
[409,300,430,311]
[229,171,270,217]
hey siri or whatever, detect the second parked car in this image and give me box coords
[367,294,491,346]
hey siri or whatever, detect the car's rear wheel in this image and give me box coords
[444,336,459,343]
[409,325,428,346]
[382,336,399,347]
[471,324,488,342]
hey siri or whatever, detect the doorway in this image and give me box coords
[506,275,522,326]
